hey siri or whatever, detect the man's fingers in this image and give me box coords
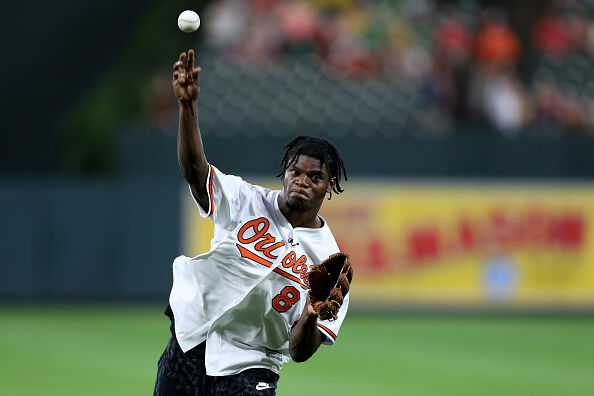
[173,52,186,68]
[188,49,195,69]
[172,51,198,89]
[173,60,184,71]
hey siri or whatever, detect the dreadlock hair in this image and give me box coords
[277,135,348,196]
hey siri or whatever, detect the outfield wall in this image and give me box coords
[0,177,179,301]
[3,176,594,310]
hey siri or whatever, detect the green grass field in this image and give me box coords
[1,305,593,396]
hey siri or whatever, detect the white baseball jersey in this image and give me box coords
[169,165,349,376]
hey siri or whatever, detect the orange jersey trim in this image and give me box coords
[317,323,337,341]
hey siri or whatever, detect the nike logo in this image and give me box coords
[256,382,275,391]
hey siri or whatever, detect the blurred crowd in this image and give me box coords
[149,0,594,137]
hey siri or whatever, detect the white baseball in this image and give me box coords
[178,10,200,33]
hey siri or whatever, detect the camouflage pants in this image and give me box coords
[154,335,279,395]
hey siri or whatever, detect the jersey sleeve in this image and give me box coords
[190,164,251,229]
[316,292,350,345]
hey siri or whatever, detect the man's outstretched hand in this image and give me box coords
[173,49,201,104]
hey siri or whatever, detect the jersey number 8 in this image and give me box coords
[272,286,300,313]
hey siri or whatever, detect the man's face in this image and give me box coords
[281,154,335,213]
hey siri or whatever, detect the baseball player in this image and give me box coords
[153,49,351,395]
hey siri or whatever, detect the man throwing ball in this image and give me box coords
[154,49,352,395]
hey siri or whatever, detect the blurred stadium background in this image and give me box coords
[2,0,594,395]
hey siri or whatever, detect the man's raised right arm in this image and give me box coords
[173,49,210,212]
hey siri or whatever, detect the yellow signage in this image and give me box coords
[184,181,594,307]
